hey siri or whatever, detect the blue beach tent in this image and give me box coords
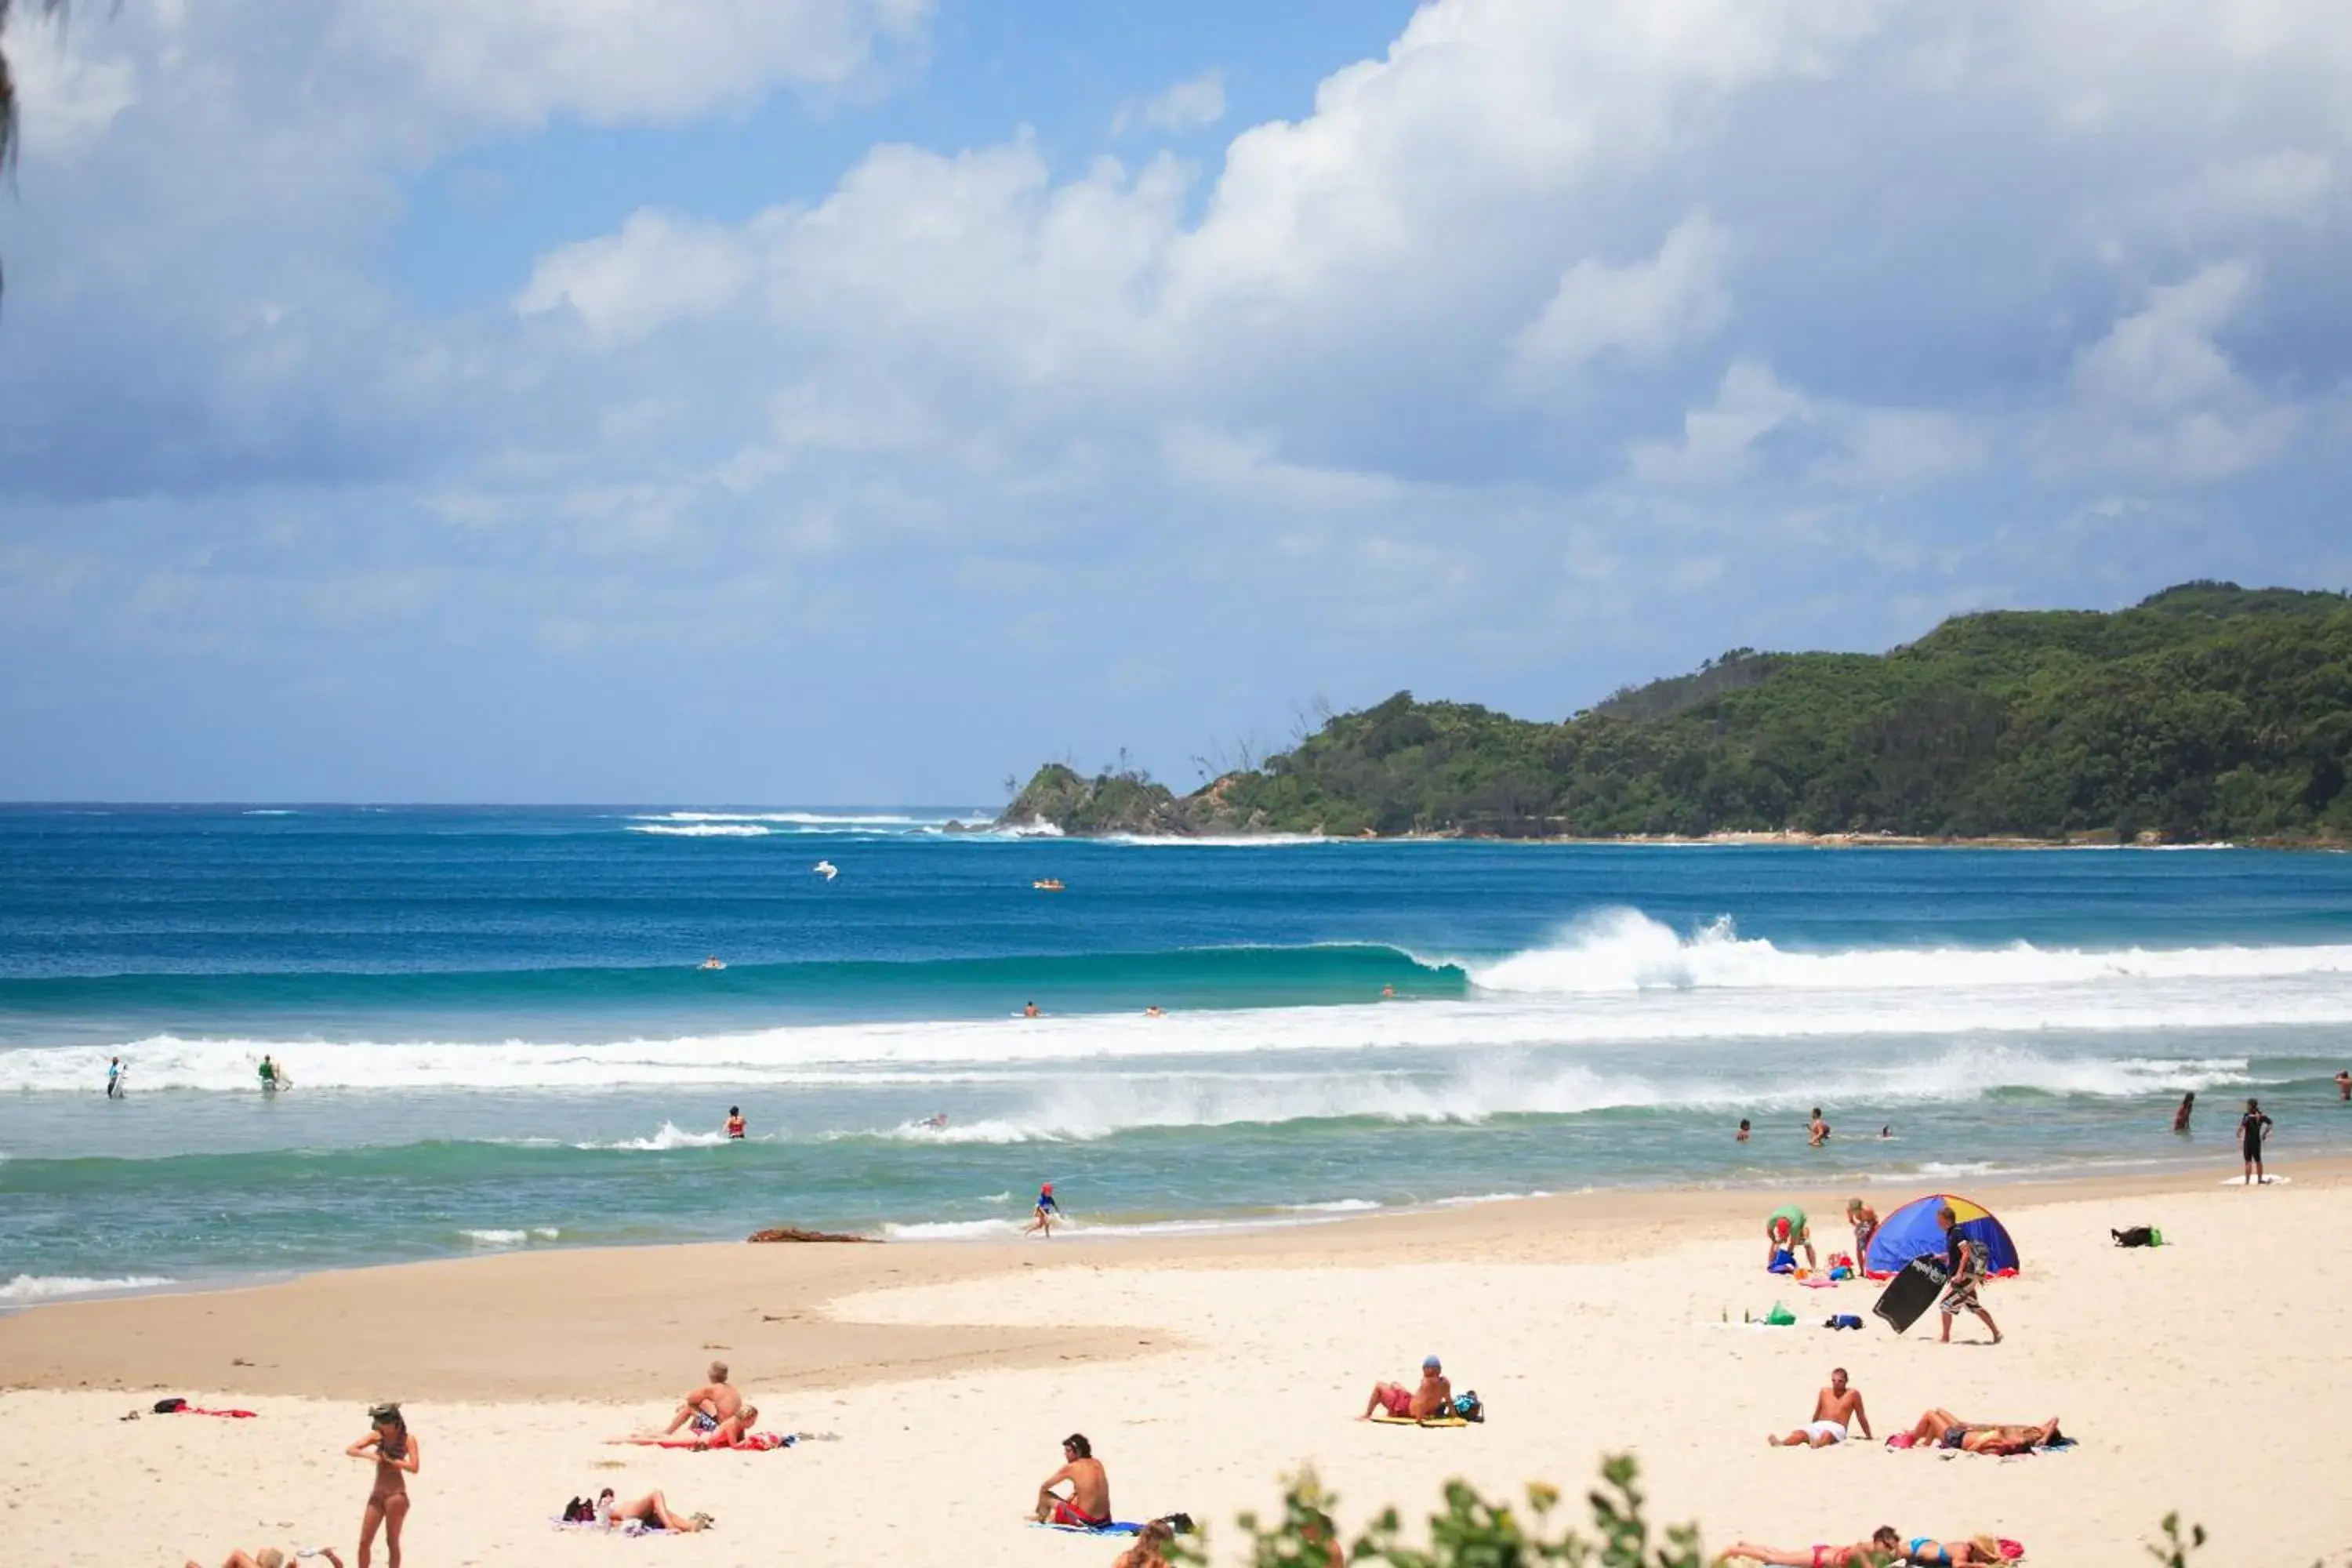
[1864,1192,2020,1280]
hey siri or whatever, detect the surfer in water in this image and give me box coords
[918,1112,949,1131]
[258,1054,285,1092]
[699,956,726,971]
[106,1056,126,1098]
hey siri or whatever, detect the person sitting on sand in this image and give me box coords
[187,1548,343,1568]
[1846,1199,1878,1261]
[661,1361,742,1436]
[593,1488,712,1533]
[1901,1535,2006,1565]
[1769,1367,1871,1447]
[1719,1527,1900,1566]
[1361,1355,1451,1421]
[1900,1410,2062,1454]
[1766,1205,1817,1271]
[1035,1432,1112,1530]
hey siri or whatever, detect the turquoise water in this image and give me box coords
[5,806,2351,1300]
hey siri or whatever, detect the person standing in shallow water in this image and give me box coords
[2173,1091,2195,1134]
[1736,1119,1751,1142]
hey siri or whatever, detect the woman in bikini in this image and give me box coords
[346,1403,419,1568]
[1903,1536,2005,1565]
[1718,1527,1901,1566]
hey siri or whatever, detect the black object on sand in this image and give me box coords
[1872,1255,1949,1334]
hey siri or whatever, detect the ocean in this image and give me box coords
[4,806,2350,1303]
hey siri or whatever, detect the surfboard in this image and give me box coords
[1872,1255,1947,1334]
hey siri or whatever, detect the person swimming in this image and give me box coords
[699,956,726,971]
[724,1106,746,1140]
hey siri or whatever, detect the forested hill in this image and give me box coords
[1000,582,2352,844]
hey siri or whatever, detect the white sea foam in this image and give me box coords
[1,1273,176,1302]
[1464,908,2352,994]
[877,1218,1028,1241]
[627,823,772,838]
[576,1122,732,1151]
[1283,1198,1382,1213]
[460,1227,562,1245]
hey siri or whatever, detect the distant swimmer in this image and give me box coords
[1878,1124,1893,1140]
[1736,1118,1751,1142]
[1380,984,1396,1000]
[1144,1005,1165,1018]
[2173,1091,2195,1134]
[725,1106,746,1140]
[1808,1107,1831,1147]
[699,956,727,971]
[813,860,838,881]
[1032,878,1065,891]
[2336,1069,2350,1102]
[1025,1182,1059,1238]
[106,1056,125,1099]
[918,1112,949,1131]
[1023,1001,1041,1018]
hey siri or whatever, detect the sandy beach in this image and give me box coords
[5,1165,2350,1568]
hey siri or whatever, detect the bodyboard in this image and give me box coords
[1872,1255,1947,1334]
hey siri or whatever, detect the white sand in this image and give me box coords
[5,1179,2348,1566]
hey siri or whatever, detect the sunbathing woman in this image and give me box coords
[593,1488,713,1532]
[187,1550,343,1568]
[1901,1410,2063,1454]
[1903,1536,2006,1565]
[1718,1527,1901,1566]
[346,1403,419,1568]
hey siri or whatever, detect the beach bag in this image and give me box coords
[1453,1391,1485,1424]
[2111,1225,2159,1248]
[152,1397,187,1414]
[1764,1302,1796,1327]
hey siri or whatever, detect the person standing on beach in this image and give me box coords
[1936,1205,2001,1345]
[2173,1091,2195,1134]
[346,1403,417,1568]
[2239,1098,2274,1185]
[1026,1182,1059,1237]
[1846,1198,1878,1262]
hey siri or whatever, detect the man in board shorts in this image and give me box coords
[1765,1204,1816,1270]
[1936,1205,2002,1345]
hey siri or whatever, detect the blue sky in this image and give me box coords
[2,0,2349,803]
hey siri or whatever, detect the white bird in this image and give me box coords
[813,860,838,880]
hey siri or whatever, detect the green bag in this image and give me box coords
[1764,1301,1796,1327]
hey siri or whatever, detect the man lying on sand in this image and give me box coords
[1360,1354,1451,1421]
[1899,1410,2063,1454]
[593,1487,713,1533]
[1718,1526,1900,1566]
[1769,1367,1871,1447]
[1035,1432,1112,1530]
[187,1549,343,1568]
[660,1360,742,1436]
[617,1403,762,1448]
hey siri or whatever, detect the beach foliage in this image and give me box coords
[1004,582,2352,844]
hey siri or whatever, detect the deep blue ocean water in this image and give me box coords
[5,805,2351,1302]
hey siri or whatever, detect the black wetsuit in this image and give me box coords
[2239,1110,2272,1162]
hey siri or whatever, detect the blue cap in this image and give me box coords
[1422,1355,1441,1368]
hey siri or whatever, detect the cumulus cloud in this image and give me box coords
[1113,68,1226,135]
[6,0,2352,796]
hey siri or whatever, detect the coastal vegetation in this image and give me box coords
[1001,582,2352,844]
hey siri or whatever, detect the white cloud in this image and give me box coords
[517,210,758,345]
[333,0,932,129]
[4,26,139,159]
[2050,261,2300,482]
[1113,68,1226,135]
[1628,361,1988,494]
[1512,209,1730,375]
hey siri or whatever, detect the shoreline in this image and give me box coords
[1014,823,2348,849]
[8,1142,2329,1327]
[9,1155,2344,1399]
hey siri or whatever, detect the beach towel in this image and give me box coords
[1031,1519,1143,1536]
[610,1432,798,1451]
[1370,1411,1471,1427]
[151,1399,257,1418]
